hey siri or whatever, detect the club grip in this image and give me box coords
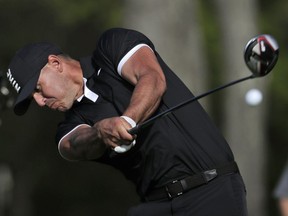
[128,125,140,135]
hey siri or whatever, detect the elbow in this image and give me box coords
[57,125,106,161]
[58,138,106,161]
[58,140,79,162]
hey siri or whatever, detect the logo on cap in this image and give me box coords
[7,69,21,93]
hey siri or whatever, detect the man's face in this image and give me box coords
[32,61,77,112]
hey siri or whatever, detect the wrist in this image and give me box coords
[120,116,136,127]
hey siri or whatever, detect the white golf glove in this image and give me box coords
[114,116,136,153]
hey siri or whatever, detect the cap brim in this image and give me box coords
[13,73,40,115]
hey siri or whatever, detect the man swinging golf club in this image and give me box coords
[7,28,278,216]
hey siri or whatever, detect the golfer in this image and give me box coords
[8,28,248,216]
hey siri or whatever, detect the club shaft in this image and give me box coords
[128,75,254,135]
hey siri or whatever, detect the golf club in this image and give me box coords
[128,34,279,135]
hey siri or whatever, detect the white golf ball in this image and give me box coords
[245,89,263,106]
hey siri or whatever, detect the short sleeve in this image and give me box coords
[93,28,155,75]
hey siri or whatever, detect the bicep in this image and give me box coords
[121,46,166,86]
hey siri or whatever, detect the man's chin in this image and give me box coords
[54,106,69,112]
[58,107,68,112]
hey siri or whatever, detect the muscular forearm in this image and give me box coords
[121,46,166,123]
[123,72,166,123]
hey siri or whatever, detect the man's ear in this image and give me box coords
[47,55,63,72]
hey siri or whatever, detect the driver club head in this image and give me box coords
[244,34,279,77]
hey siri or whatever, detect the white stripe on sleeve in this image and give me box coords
[117,44,153,76]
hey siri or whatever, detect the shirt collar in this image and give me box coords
[77,78,99,102]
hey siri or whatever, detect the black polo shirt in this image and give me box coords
[55,28,234,198]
